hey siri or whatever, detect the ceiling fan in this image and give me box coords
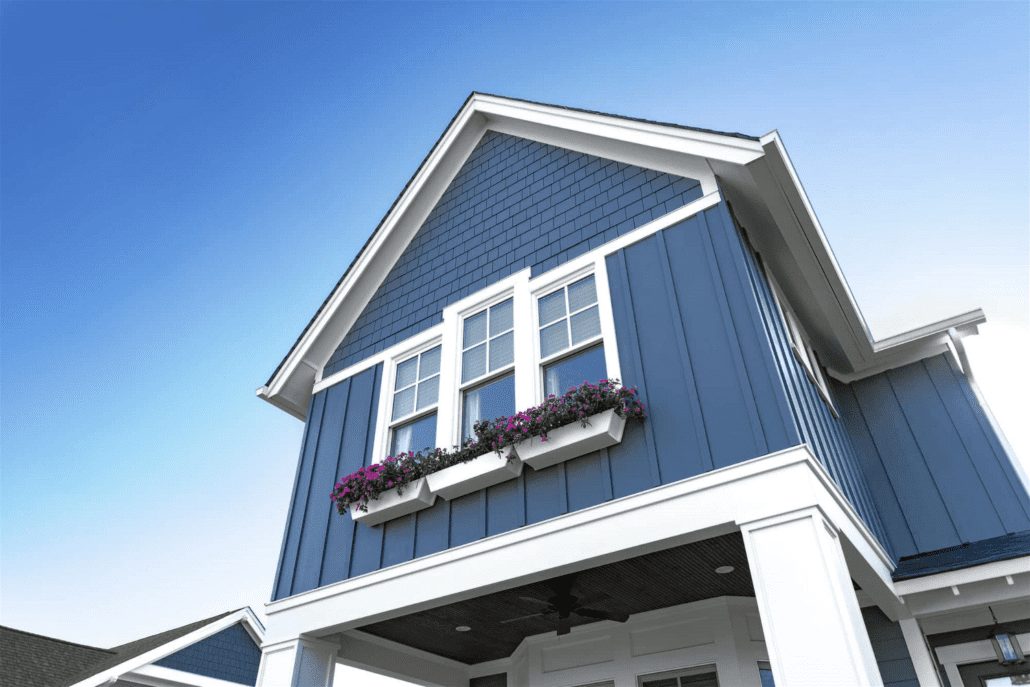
[499,574,630,636]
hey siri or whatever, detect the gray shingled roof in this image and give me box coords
[893,530,1030,581]
[1,610,236,687]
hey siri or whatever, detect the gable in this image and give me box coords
[153,622,261,685]
[323,130,703,376]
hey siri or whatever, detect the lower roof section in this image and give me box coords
[892,530,1030,581]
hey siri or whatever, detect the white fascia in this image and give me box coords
[66,608,265,687]
[731,131,986,382]
[259,445,900,644]
[894,556,1030,618]
[123,664,253,687]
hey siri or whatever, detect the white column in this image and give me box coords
[256,637,338,687]
[899,618,944,687]
[741,508,884,687]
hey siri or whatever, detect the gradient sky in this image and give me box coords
[2,1,1027,677]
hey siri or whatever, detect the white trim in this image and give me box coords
[936,632,1030,687]
[125,664,254,687]
[66,608,265,687]
[894,557,1030,597]
[898,618,945,687]
[261,446,897,642]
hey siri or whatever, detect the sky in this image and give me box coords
[1,1,1027,682]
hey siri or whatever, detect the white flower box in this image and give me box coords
[426,450,523,500]
[516,409,627,470]
[350,478,435,526]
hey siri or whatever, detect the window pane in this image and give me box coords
[391,385,415,420]
[570,305,601,344]
[462,373,515,440]
[641,680,678,687]
[567,275,597,312]
[463,311,487,348]
[416,375,439,410]
[419,346,441,379]
[390,413,437,456]
[489,298,513,335]
[489,331,514,370]
[538,289,566,326]
[758,668,775,687]
[543,344,606,397]
[462,343,487,383]
[540,321,569,358]
[395,357,418,390]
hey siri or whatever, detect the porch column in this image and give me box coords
[256,637,338,687]
[740,508,884,687]
[898,618,945,687]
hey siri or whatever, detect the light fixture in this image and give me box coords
[988,607,1025,666]
[455,625,472,632]
[715,565,735,575]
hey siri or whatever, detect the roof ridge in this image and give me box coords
[0,625,114,654]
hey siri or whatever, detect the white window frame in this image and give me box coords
[637,663,721,686]
[528,252,621,404]
[765,268,837,417]
[370,332,444,463]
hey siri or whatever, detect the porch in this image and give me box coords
[256,446,906,686]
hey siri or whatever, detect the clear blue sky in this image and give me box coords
[2,1,1027,651]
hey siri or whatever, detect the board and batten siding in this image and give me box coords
[273,202,833,600]
[835,356,1030,560]
[736,226,892,554]
[324,130,705,375]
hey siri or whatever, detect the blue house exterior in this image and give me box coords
[255,94,1030,687]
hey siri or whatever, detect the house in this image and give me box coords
[254,94,1030,687]
[0,607,264,687]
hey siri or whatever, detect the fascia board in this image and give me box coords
[65,609,260,687]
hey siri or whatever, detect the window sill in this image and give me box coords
[516,408,626,470]
[349,478,436,526]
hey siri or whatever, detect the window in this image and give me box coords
[758,662,775,687]
[764,263,837,416]
[459,299,515,440]
[389,345,440,455]
[538,274,606,396]
[639,665,719,687]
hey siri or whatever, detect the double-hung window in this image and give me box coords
[389,345,441,456]
[459,298,516,441]
[537,273,607,397]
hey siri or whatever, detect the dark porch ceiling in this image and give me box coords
[358,532,754,664]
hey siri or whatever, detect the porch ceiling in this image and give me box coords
[357,532,753,664]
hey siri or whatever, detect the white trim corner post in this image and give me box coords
[741,507,884,687]
[257,637,339,687]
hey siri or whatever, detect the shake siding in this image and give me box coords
[325,131,704,375]
[835,356,1030,559]
[153,623,261,685]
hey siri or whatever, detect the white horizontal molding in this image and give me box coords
[126,664,254,687]
[261,445,898,643]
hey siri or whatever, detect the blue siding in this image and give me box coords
[275,202,814,599]
[153,623,260,685]
[273,364,382,600]
[738,230,891,554]
[835,356,1030,559]
[862,607,920,687]
[325,131,704,375]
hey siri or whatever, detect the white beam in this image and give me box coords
[898,618,944,687]
[256,637,337,687]
[741,508,884,687]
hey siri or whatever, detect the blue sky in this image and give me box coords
[2,0,1027,657]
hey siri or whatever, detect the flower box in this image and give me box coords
[426,450,523,500]
[517,409,626,470]
[349,478,435,526]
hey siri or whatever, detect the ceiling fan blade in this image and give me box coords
[557,614,571,636]
[499,611,551,624]
[573,607,630,623]
[517,595,552,607]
